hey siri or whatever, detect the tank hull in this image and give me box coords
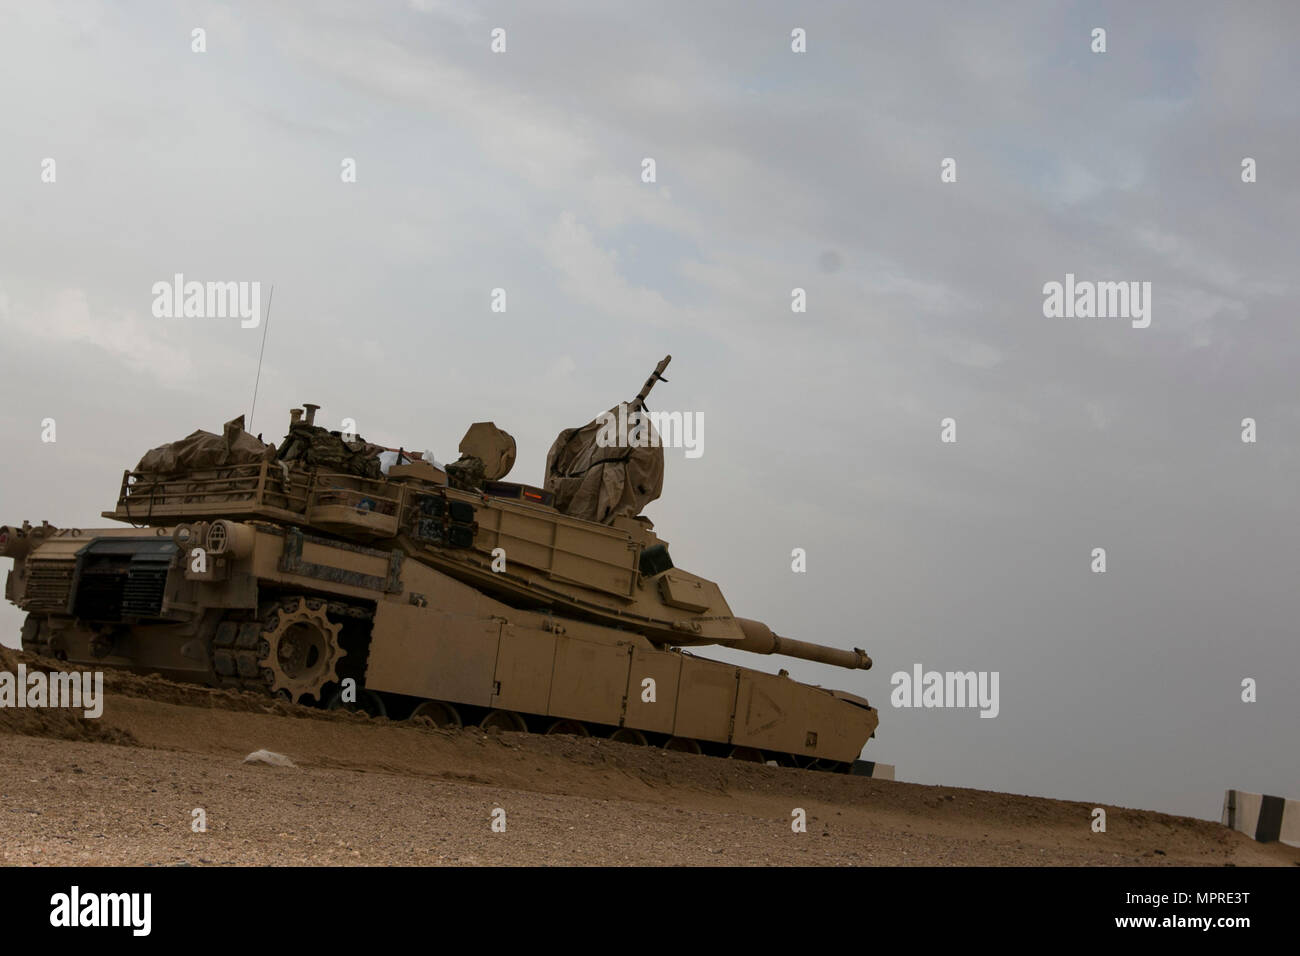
[5,522,878,767]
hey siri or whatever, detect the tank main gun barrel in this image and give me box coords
[733,618,872,670]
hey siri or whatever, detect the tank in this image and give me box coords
[1,358,879,770]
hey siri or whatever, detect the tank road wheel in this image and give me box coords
[411,701,462,729]
[808,759,849,774]
[727,746,764,763]
[545,719,589,736]
[326,687,387,718]
[609,728,648,746]
[480,709,527,734]
[662,737,703,755]
[257,597,346,704]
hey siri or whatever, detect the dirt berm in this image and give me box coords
[1,648,1295,866]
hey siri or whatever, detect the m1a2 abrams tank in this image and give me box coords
[1,357,880,770]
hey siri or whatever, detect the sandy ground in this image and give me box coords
[1,649,1296,867]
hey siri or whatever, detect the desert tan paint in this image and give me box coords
[0,414,878,766]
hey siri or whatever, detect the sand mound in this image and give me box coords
[0,647,138,745]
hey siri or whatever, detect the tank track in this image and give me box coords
[210,597,370,701]
[20,606,851,771]
[20,614,52,658]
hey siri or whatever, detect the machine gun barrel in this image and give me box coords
[732,618,872,670]
[631,355,671,411]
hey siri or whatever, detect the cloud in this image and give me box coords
[0,0,1296,823]
[0,286,195,387]
[542,211,692,330]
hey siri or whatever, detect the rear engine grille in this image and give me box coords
[23,560,75,612]
[73,568,128,621]
[122,566,168,617]
[67,537,179,623]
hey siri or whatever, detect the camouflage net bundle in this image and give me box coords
[276,422,385,479]
[134,416,274,475]
[544,404,664,524]
[445,456,486,491]
[129,416,387,512]
[127,416,278,503]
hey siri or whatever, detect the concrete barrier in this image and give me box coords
[1222,789,1300,847]
[851,759,895,780]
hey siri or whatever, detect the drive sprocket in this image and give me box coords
[256,597,345,703]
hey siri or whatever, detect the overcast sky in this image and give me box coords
[1,1,1297,822]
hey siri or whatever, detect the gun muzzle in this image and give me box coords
[734,618,872,670]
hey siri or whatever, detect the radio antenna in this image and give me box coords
[247,284,274,433]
